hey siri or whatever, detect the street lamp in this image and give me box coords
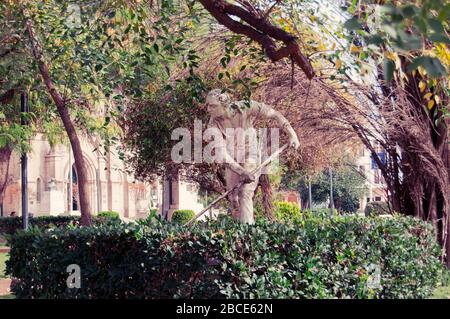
[21,92,29,230]
[329,167,334,216]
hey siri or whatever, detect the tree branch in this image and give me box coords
[198,0,315,80]
[25,18,93,226]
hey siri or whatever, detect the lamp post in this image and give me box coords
[68,145,73,214]
[308,178,313,211]
[206,190,212,219]
[329,167,334,216]
[21,92,29,230]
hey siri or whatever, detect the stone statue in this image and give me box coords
[205,89,300,224]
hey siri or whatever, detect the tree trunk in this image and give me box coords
[258,174,275,220]
[0,147,12,216]
[26,20,92,226]
[446,217,450,268]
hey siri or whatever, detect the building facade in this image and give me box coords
[355,144,388,211]
[1,134,204,220]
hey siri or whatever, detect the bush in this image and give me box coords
[0,216,80,236]
[171,210,195,224]
[0,215,120,236]
[273,201,302,222]
[311,207,339,217]
[439,268,450,287]
[96,211,120,220]
[6,215,441,299]
[365,202,391,217]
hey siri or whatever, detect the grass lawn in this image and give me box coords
[430,285,450,299]
[0,253,8,279]
[0,252,13,299]
[0,234,6,246]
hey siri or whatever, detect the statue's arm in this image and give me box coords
[206,119,252,177]
[253,102,300,149]
[222,150,248,175]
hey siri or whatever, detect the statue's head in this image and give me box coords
[205,89,231,118]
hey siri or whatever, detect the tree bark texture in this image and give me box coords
[26,19,92,226]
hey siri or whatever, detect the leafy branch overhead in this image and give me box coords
[198,0,315,79]
[343,1,449,81]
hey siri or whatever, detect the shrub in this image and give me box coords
[439,267,450,287]
[171,210,195,224]
[6,215,441,299]
[0,216,80,236]
[365,202,391,217]
[0,215,120,236]
[273,201,302,222]
[311,207,339,217]
[96,211,120,220]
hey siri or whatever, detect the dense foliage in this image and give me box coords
[273,201,302,223]
[96,211,120,220]
[0,215,119,236]
[171,209,195,224]
[282,165,367,213]
[0,216,80,236]
[364,202,391,217]
[121,79,209,179]
[6,215,440,299]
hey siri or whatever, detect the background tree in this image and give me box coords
[1,0,194,224]
[281,156,368,213]
[337,0,450,265]
[191,0,450,266]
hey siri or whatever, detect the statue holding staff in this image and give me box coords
[204,89,300,224]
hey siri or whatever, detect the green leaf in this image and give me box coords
[349,0,358,14]
[365,35,384,46]
[407,56,447,78]
[401,5,418,18]
[344,16,362,31]
[428,33,450,44]
[427,18,445,34]
[383,58,395,82]
[220,57,228,68]
[413,16,427,34]
[394,32,422,50]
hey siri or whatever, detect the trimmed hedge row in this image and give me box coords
[0,215,120,236]
[6,215,441,299]
[97,211,120,220]
[0,216,80,236]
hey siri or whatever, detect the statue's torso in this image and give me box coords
[211,101,264,166]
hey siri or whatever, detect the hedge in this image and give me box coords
[96,211,120,220]
[365,202,391,217]
[171,209,195,224]
[0,215,120,236]
[6,215,441,299]
[273,201,302,222]
[0,216,80,236]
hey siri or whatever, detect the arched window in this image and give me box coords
[67,164,79,211]
[36,178,42,203]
